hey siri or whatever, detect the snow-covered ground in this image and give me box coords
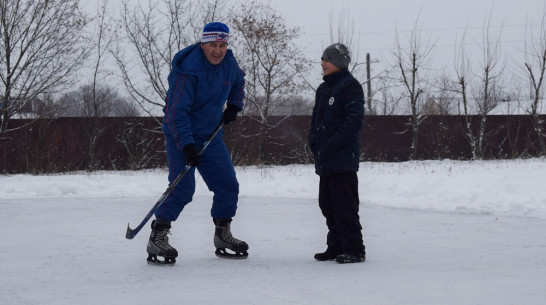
[1,159,545,305]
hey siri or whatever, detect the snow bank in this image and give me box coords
[1,159,545,219]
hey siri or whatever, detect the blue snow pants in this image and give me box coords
[155,134,239,221]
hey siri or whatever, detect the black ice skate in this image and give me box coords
[147,219,178,266]
[213,218,249,259]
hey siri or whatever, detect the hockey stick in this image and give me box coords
[126,122,224,239]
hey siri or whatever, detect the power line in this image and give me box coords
[302,23,543,37]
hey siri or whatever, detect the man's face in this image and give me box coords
[201,41,228,65]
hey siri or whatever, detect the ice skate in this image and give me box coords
[213,218,249,259]
[147,219,178,266]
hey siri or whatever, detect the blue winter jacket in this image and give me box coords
[308,69,364,176]
[162,43,245,150]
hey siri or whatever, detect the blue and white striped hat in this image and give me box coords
[201,22,230,44]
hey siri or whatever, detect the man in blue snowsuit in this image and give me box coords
[146,22,249,265]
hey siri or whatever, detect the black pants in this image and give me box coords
[318,171,365,255]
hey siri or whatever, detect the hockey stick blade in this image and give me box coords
[125,122,224,240]
[126,192,167,239]
[126,223,138,239]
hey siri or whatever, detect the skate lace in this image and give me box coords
[155,229,173,250]
[222,231,244,245]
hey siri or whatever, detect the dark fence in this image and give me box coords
[1,115,544,174]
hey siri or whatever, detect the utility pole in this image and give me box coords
[366,53,374,115]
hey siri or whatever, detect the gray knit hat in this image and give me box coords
[321,43,351,69]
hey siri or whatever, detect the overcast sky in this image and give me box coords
[82,0,546,86]
[271,0,546,82]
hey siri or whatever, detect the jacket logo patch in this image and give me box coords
[328,97,335,105]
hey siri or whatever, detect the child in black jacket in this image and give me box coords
[308,43,366,264]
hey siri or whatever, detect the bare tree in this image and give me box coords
[57,84,138,117]
[447,25,482,158]
[432,76,458,115]
[522,9,546,156]
[374,69,404,115]
[327,7,380,114]
[470,10,506,159]
[448,9,506,160]
[55,83,138,170]
[115,119,163,170]
[90,0,116,116]
[0,0,90,138]
[111,0,229,122]
[83,0,116,170]
[391,13,436,159]
[230,1,312,164]
[327,6,365,77]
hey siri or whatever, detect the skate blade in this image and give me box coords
[215,248,248,259]
[147,254,176,266]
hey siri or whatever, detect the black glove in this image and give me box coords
[222,104,239,125]
[183,143,201,167]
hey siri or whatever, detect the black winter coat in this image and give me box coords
[308,69,364,176]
